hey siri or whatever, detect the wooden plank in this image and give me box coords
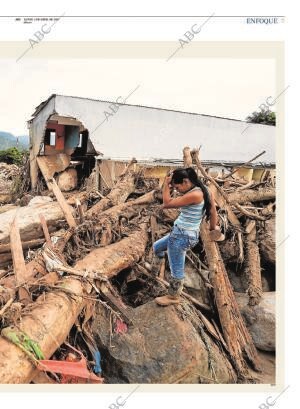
[245,222,263,306]
[150,215,158,245]
[48,178,77,228]
[10,217,27,287]
[10,217,31,303]
[36,157,76,228]
[200,221,260,377]
[39,214,52,247]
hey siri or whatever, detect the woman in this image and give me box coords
[153,167,219,306]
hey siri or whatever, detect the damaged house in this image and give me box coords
[28,94,275,191]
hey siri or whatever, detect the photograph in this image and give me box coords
[0,25,280,389]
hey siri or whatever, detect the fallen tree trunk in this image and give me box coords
[227,188,275,204]
[75,222,149,278]
[200,221,260,379]
[245,222,262,306]
[98,191,157,247]
[0,202,73,245]
[0,277,86,383]
[1,193,156,300]
[10,217,30,303]
[0,238,45,255]
[63,190,157,255]
[259,217,275,265]
[87,170,137,216]
[187,147,260,377]
[0,223,149,383]
[96,190,157,222]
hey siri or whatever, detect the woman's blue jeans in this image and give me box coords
[153,224,199,280]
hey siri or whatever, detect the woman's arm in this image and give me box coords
[162,175,173,207]
[162,176,203,208]
[209,190,218,230]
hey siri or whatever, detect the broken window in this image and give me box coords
[50,131,56,146]
[78,133,83,148]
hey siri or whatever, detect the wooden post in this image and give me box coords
[48,178,77,228]
[10,217,31,302]
[10,217,27,287]
[200,221,260,377]
[245,222,263,306]
[39,214,52,248]
[187,146,260,377]
[183,146,193,167]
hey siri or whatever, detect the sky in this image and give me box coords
[0,57,275,135]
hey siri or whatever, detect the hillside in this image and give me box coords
[0,131,29,150]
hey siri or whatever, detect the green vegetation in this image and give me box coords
[246,109,276,126]
[0,147,29,165]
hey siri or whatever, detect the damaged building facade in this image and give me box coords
[28,94,275,191]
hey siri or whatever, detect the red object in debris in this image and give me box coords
[115,319,128,334]
[37,346,103,384]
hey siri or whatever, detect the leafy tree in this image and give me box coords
[0,147,27,165]
[246,108,276,126]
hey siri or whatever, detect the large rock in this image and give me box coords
[57,168,78,192]
[183,264,210,305]
[92,300,236,384]
[235,292,275,351]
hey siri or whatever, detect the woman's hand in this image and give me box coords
[164,171,173,187]
[164,175,172,186]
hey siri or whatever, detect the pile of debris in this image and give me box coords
[0,147,275,384]
[0,163,20,204]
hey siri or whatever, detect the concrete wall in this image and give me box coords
[29,95,276,188]
[54,95,275,163]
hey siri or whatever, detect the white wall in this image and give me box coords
[31,95,275,164]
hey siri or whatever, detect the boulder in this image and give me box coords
[183,264,210,305]
[57,168,78,192]
[92,300,236,384]
[235,292,275,351]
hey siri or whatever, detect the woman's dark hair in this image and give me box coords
[171,167,212,220]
